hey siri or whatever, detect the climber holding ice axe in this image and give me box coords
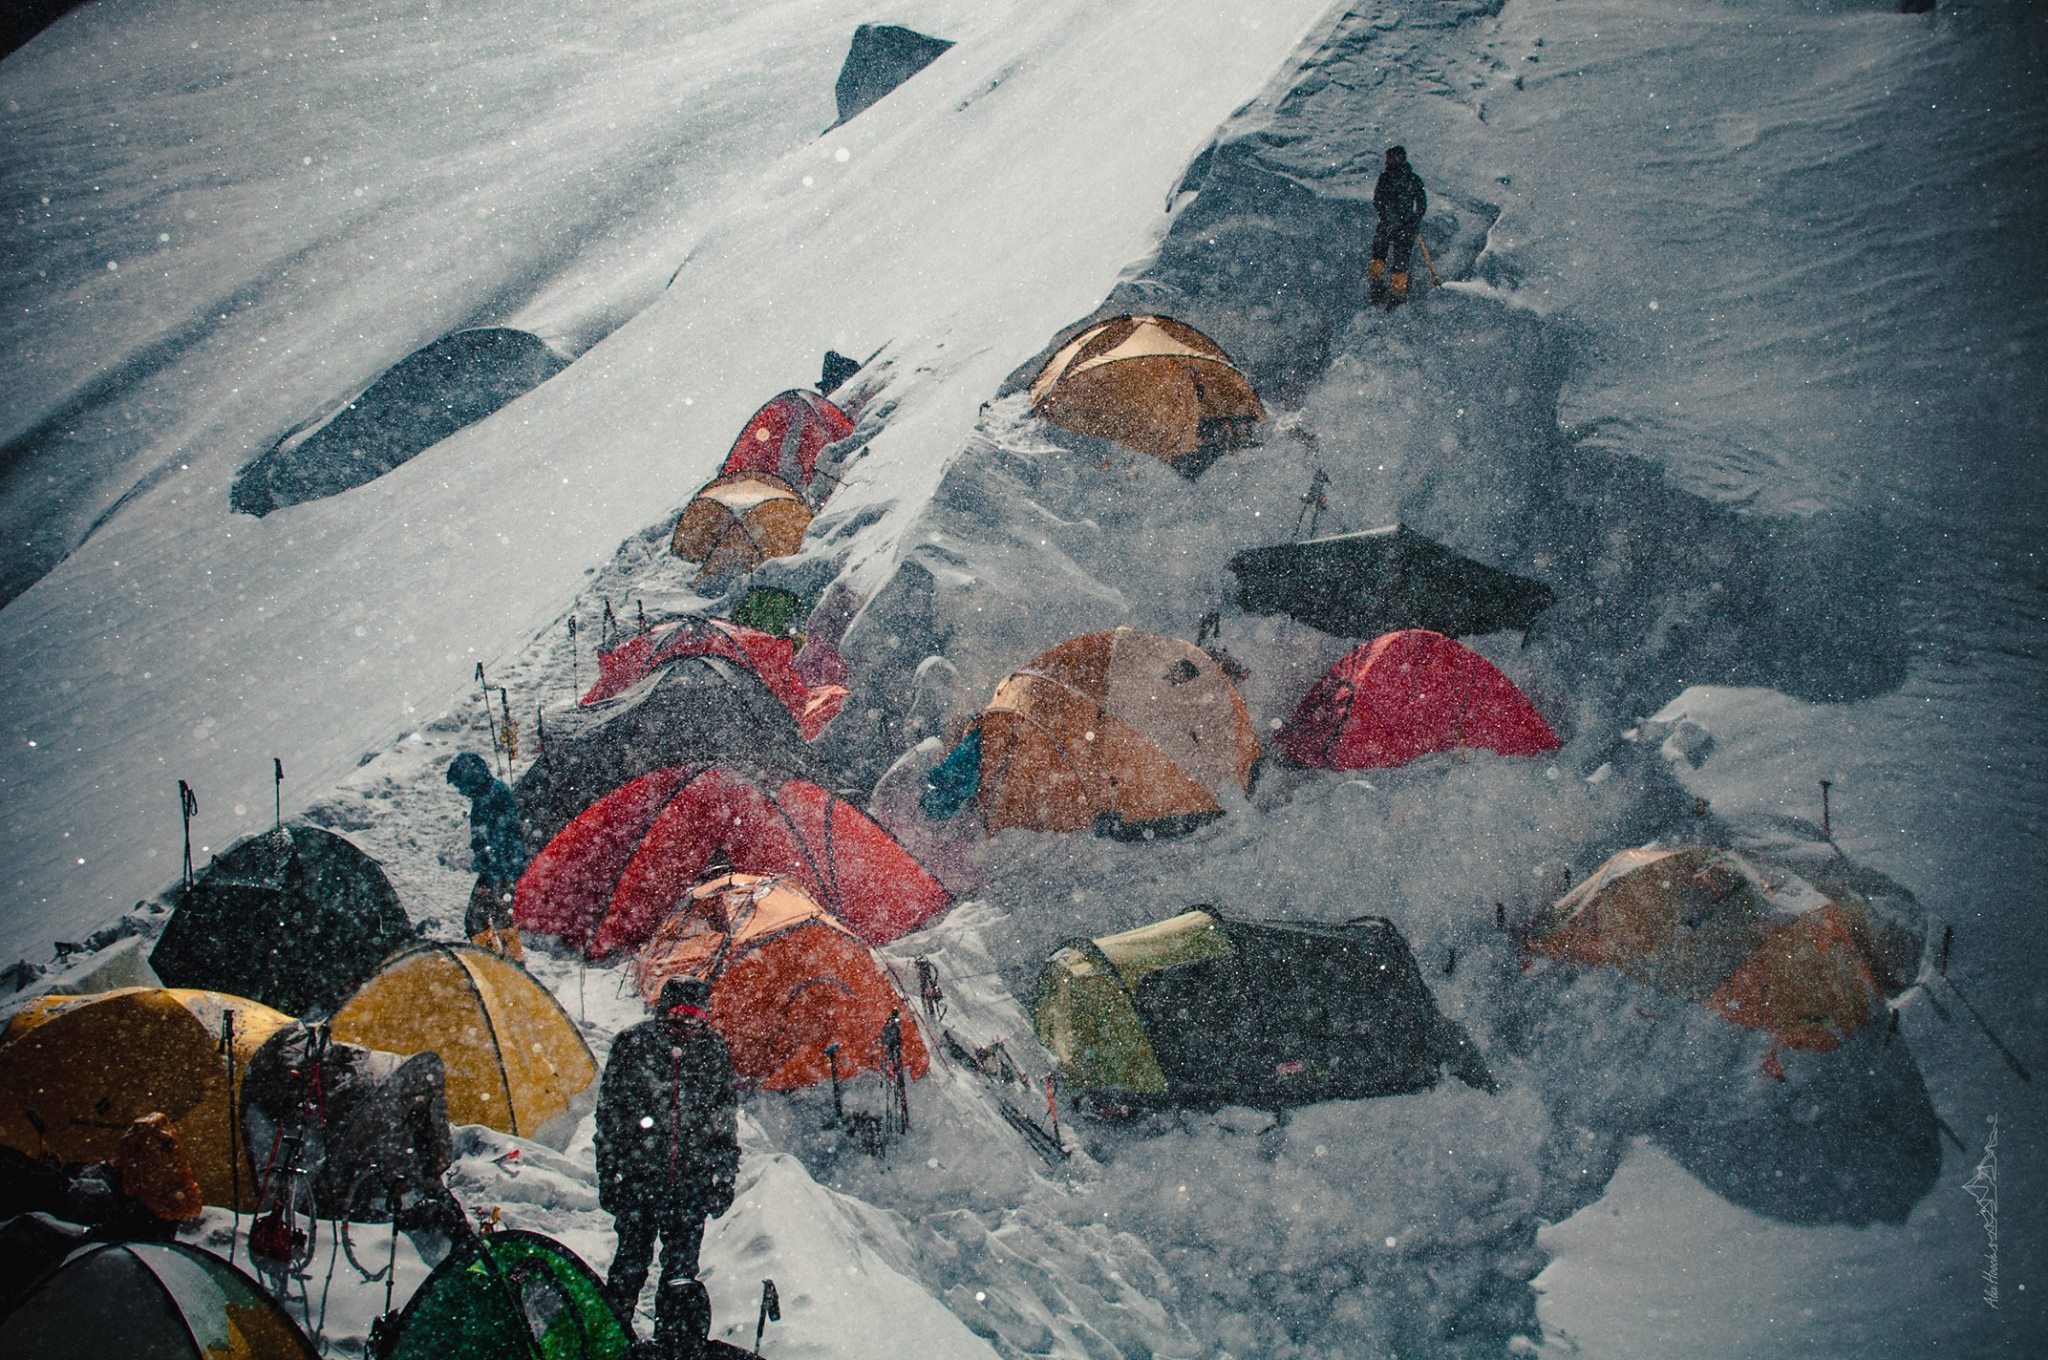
[1368,145,1429,308]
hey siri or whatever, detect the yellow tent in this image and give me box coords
[330,943,597,1148]
[669,472,813,582]
[1029,314,1264,466]
[0,987,292,1209]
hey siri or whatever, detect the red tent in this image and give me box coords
[515,765,951,957]
[718,389,855,496]
[1276,629,1559,769]
[582,616,847,741]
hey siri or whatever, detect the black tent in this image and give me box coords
[150,825,414,1017]
[1037,909,1490,1112]
[829,24,954,129]
[1229,524,1556,640]
[231,327,568,517]
[517,655,814,851]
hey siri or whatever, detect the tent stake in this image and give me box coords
[273,757,284,831]
[567,615,578,700]
[1819,779,1832,838]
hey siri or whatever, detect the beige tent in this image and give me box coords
[1029,315,1264,466]
[670,472,812,582]
[978,627,1261,836]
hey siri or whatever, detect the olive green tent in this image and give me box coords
[0,1239,318,1360]
[1229,524,1555,640]
[1034,908,1484,1110]
[378,1230,633,1360]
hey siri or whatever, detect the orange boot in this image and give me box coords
[1389,271,1409,306]
[1368,257,1388,306]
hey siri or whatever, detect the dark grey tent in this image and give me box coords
[150,825,414,1017]
[518,655,813,851]
[1036,908,1490,1112]
[231,328,567,517]
[830,24,954,128]
[1229,524,1556,640]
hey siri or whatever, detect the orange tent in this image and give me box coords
[976,628,1260,837]
[1527,847,1919,1062]
[630,874,928,1091]
[670,472,812,581]
[1029,315,1264,467]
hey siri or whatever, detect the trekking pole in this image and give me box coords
[223,1011,240,1264]
[753,1279,781,1355]
[884,1011,909,1135]
[475,664,505,779]
[1819,780,1832,839]
[1045,1076,1062,1152]
[178,780,199,889]
[1417,234,1441,287]
[499,687,517,763]
[567,616,578,699]
[273,757,284,831]
[825,1044,844,1122]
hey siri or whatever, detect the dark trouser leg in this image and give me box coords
[607,1210,658,1319]
[652,1215,709,1359]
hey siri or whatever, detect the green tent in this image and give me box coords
[1229,524,1555,640]
[1035,908,1477,1110]
[150,824,415,1017]
[0,1239,319,1360]
[732,585,805,639]
[378,1230,633,1360]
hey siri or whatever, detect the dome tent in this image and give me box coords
[0,1239,318,1360]
[953,627,1261,839]
[149,823,415,1017]
[374,1229,635,1360]
[1276,629,1560,770]
[1034,908,1479,1111]
[717,388,855,500]
[1029,314,1264,471]
[1525,846,1924,1061]
[630,873,929,1092]
[1229,524,1557,640]
[517,764,950,958]
[581,614,847,740]
[329,943,597,1149]
[0,987,292,1210]
[516,651,813,851]
[670,472,812,582]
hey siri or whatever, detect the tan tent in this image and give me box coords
[1029,315,1264,466]
[977,627,1260,836]
[330,943,597,1149]
[1527,846,1923,1058]
[0,987,292,1209]
[670,472,812,582]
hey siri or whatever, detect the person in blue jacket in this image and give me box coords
[446,752,529,960]
[1369,145,1428,308]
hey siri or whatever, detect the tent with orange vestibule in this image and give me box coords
[1029,314,1264,473]
[1524,845,1925,1074]
[517,764,951,958]
[670,472,811,582]
[630,873,929,1092]
[0,987,292,1210]
[924,627,1261,840]
[329,943,597,1149]
[717,389,856,501]
[581,614,847,741]
[1275,628,1560,770]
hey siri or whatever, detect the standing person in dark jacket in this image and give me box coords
[1369,145,1428,308]
[446,751,529,960]
[598,976,741,1360]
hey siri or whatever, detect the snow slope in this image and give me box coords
[4,0,2043,1357]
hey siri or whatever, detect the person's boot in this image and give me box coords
[653,1277,711,1360]
[1389,271,1409,307]
[1367,257,1389,307]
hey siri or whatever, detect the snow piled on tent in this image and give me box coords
[3,0,2043,1357]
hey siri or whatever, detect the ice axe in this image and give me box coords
[753,1278,781,1354]
[1416,234,1441,287]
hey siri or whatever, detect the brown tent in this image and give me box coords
[977,628,1261,837]
[1526,846,1923,1064]
[1028,315,1264,467]
[670,472,812,582]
